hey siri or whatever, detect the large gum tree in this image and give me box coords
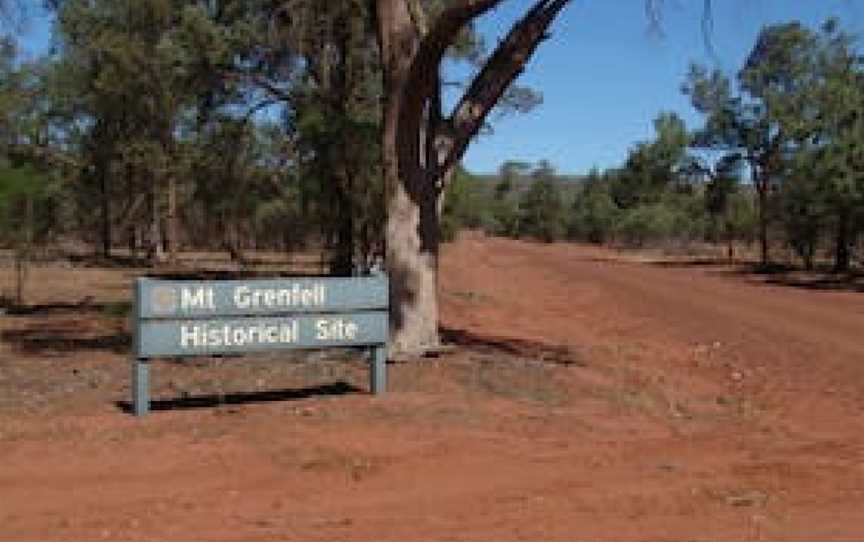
[376,0,573,354]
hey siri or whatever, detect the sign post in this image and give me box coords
[131,275,389,416]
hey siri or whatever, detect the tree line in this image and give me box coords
[0,0,579,352]
[444,20,864,272]
[1,3,859,352]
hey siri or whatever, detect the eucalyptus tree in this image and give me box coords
[280,0,383,275]
[375,0,575,352]
[0,40,63,303]
[518,161,566,242]
[612,111,691,210]
[53,0,229,262]
[701,155,746,262]
[795,21,864,271]
[684,22,827,267]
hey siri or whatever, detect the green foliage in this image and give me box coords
[684,18,864,268]
[569,170,618,243]
[613,203,675,247]
[610,112,690,209]
[441,167,488,242]
[0,163,55,245]
[0,4,861,275]
[517,164,567,242]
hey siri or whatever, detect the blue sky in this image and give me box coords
[456,0,864,174]
[14,1,864,175]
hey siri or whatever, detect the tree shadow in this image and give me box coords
[114,381,363,413]
[65,253,151,268]
[439,327,586,367]
[716,264,864,293]
[1,327,131,354]
[648,258,744,268]
[2,301,132,316]
[646,259,864,294]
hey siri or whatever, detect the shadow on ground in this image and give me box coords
[1,327,131,354]
[114,381,363,413]
[440,327,586,367]
[2,300,132,317]
[648,259,864,294]
[720,265,864,294]
[648,258,741,269]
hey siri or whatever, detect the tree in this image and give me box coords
[800,21,864,272]
[684,22,822,267]
[569,169,619,244]
[376,0,725,353]
[53,0,246,263]
[612,111,690,209]
[702,156,745,262]
[376,0,573,353]
[440,165,486,241]
[0,164,55,305]
[0,39,63,304]
[518,161,566,242]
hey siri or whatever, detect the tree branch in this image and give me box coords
[406,0,429,36]
[441,0,572,175]
[395,0,505,191]
[220,70,293,102]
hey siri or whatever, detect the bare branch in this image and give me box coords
[394,0,506,189]
[442,0,572,174]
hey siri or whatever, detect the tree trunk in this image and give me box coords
[803,245,814,271]
[148,185,165,265]
[14,248,25,306]
[726,229,735,264]
[385,170,442,352]
[378,0,439,353]
[331,177,355,276]
[166,173,178,265]
[833,209,851,273]
[15,195,34,306]
[755,177,770,267]
[99,163,111,259]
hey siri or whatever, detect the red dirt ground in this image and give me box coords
[1,235,862,542]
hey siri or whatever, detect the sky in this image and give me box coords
[13,1,864,175]
[454,0,864,174]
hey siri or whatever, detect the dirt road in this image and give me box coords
[2,235,862,541]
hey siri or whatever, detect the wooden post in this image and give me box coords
[132,358,150,417]
[371,345,387,395]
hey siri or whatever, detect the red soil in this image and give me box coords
[1,235,862,541]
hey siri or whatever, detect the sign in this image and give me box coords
[136,277,388,319]
[130,275,389,416]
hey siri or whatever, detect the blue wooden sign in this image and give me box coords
[131,275,389,416]
[136,276,388,319]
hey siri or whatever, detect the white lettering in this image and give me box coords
[315,318,360,342]
[234,286,251,309]
[316,319,328,340]
[179,320,305,349]
[180,325,200,347]
[181,287,214,310]
[232,283,328,310]
[207,327,223,346]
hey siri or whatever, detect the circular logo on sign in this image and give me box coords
[151,287,178,314]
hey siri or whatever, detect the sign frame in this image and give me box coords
[130,275,389,416]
